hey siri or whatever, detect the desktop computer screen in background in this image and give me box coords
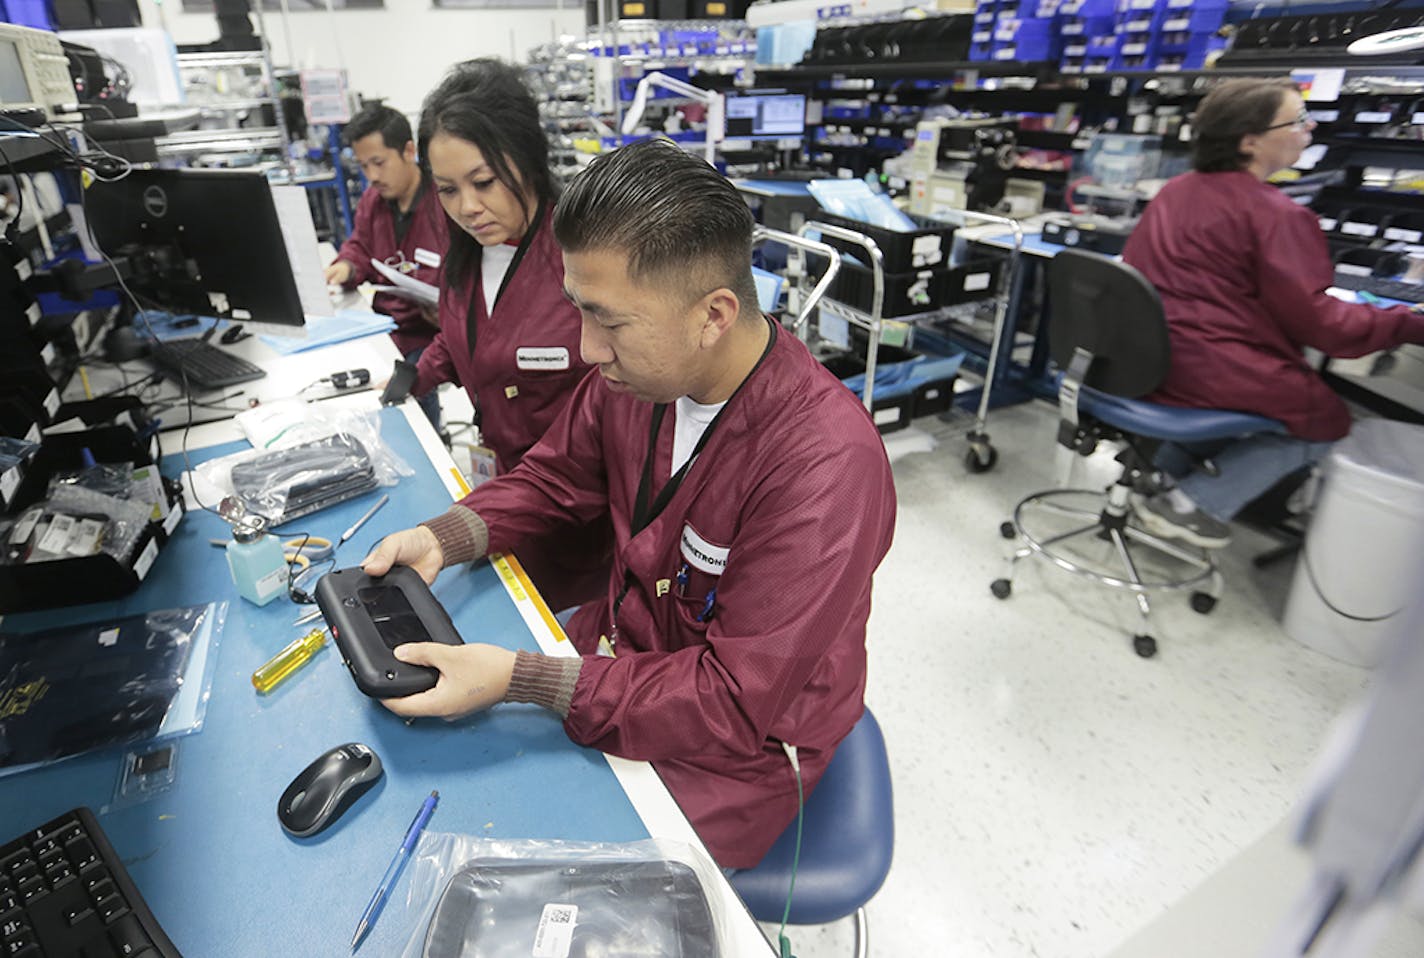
[724,92,807,141]
[84,168,329,328]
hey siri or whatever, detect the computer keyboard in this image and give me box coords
[1,806,181,958]
[149,339,266,391]
[1330,271,1424,304]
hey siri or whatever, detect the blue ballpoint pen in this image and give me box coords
[351,790,439,951]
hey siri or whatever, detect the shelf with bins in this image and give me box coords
[172,50,287,160]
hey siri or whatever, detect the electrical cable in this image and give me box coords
[777,741,804,958]
[0,139,26,238]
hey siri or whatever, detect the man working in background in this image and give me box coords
[324,103,448,427]
[362,138,898,870]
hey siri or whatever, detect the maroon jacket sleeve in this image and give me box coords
[563,427,895,763]
[1256,203,1424,356]
[458,370,612,546]
[334,189,382,287]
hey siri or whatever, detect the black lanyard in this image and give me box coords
[465,200,546,356]
[611,316,778,635]
[629,317,778,536]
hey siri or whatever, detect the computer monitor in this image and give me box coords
[723,92,806,142]
[84,168,326,327]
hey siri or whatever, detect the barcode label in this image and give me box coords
[134,539,159,580]
[532,903,578,958]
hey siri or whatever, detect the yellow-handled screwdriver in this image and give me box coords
[252,628,328,694]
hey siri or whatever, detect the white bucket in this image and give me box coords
[1283,419,1424,667]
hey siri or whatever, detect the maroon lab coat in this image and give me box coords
[1123,170,1424,441]
[414,204,603,610]
[458,323,898,868]
[332,179,448,356]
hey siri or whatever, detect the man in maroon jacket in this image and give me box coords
[325,104,449,426]
[1123,78,1424,549]
[362,139,898,870]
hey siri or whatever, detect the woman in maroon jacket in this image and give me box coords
[1123,78,1424,549]
[413,60,606,610]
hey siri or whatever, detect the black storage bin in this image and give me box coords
[819,341,920,434]
[914,377,955,418]
[825,258,946,318]
[1337,205,1392,241]
[940,258,1003,304]
[810,212,956,272]
[0,426,184,613]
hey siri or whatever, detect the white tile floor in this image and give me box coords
[774,399,1379,958]
[436,383,1379,958]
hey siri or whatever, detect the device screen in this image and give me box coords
[358,585,431,649]
[0,41,33,105]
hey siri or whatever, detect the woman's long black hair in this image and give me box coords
[417,59,557,285]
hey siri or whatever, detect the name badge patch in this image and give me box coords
[413,247,442,269]
[516,347,571,371]
[680,524,729,576]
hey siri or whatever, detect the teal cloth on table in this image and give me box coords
[258,309,395,355]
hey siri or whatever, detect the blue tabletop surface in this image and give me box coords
[0,407,648,957]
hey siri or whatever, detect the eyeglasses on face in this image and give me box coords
[1263,108,1315,132]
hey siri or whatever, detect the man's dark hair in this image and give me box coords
[554,138,760,318]
[344,104,413,152]
[418,59,554,285]
[1191,78,1299,173]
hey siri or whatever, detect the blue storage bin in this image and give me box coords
[1158,7,1225,31]
[996,34,1060,61]
[1058,0,1114,15]
[1117,34,1157,58]
[1084,34,1121,56]
[992,16,1021,41]
[969,40,995,60]
[1117,9,1163,32]
[1060,14,1114,36]
[1,0,53,28]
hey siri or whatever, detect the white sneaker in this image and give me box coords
[1135,494,1232,549]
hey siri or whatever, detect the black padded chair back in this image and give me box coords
[1047,249,1171,398]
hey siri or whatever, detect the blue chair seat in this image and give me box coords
[1077,386,1286,444]
[730,709,894,926]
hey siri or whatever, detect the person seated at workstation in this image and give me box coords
[361,138,898,870]
[1122,77,1424,549]
[324,103,448,427]
[408,59,605,611]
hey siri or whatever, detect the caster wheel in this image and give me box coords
[1133,634,1158,658]
[965,444,998,473]
[990,578,1012,600]
[999,521,1017,540]
[1190,592,1217,615]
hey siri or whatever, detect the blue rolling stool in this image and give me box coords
[991,249,1286,658]
[730,708,894,958]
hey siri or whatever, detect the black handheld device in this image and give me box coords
[315,566,464,698]
[381,360,418,405]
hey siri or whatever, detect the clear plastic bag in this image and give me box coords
[46,461,135,499]
[395,835,727,958]
[192,404,412,522]
[0,602,226,776]
[3,486,153,566]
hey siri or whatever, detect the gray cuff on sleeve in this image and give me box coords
[419,506,488,567]
[504,650,582,718]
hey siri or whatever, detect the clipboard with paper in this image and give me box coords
[370,257,440,307]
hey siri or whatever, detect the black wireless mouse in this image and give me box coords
[278,742,383,838]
